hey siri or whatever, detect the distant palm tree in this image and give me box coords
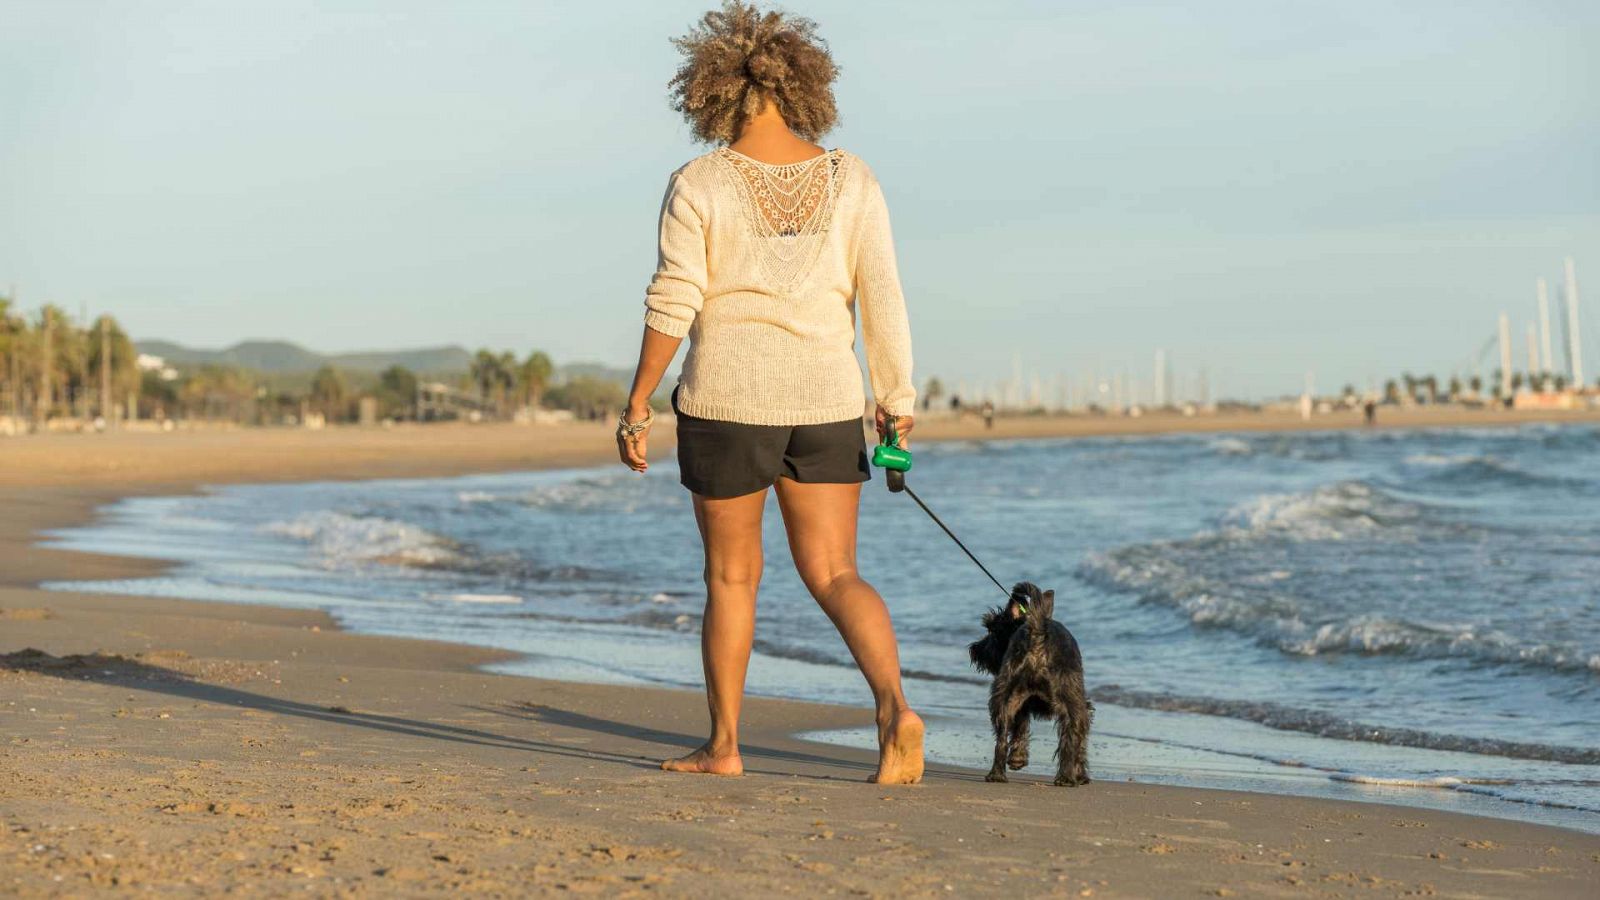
[0,297,22,419]
[544,375,625,420]
[518,350,554,409]
[182,365,257,421]
[85,315,138,419]
[310,365,349,421]
[470,349,517,417]
[378,365,418,419]
[33,305,81,421]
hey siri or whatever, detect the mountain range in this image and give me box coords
[136,340,476,376]
[135,339,636,384]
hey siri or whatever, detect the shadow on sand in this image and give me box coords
[2,648,949,782]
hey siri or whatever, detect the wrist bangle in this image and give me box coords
[617,409,653,437]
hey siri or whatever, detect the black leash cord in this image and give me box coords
[900,483,1010,598]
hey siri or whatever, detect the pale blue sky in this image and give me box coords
[3,0,1597,398]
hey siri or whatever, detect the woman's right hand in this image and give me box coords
[617,404,653,472]
[875,406,913,448]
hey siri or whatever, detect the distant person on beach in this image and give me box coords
[982,400,995,430]
[1363,399,1377,426]
[616,2,923,784]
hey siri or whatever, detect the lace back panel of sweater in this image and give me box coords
[716,148,849,296]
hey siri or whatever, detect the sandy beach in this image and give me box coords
[3,413,1598,896]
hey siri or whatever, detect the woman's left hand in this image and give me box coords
[617,404,653,472]
[875,406,913,448]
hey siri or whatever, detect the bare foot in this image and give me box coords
[869,708,924,784]
[660,744,743,776]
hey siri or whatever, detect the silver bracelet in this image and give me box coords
[617,409,653,437]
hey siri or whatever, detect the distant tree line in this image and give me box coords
[1377,367,1586,408]
[0,295,632,429]
[0,298,138,425]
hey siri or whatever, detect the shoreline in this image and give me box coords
[4,419,1597,894]
[6,404,1599,489]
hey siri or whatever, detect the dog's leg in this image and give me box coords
[1007,712,1030,770]
[986,692,1022,783]
[1054,675,1093,787]
[1051,714,1078,786]
[1068,699,1093,785]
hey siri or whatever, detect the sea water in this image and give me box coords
[40,423,1600,833]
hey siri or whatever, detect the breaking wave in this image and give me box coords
[1205,432,1355,461]
[262,511,609,582]
[504,472,678,514]
[1207,437,1252,456]
[1215,480,1438,542]
[263,511,462,568]
[1091,685,1600,766]
[1083,552,1600,674]
[1081,480,1600,675]
[1404,453,1588,490]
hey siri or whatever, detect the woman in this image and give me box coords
[617,1,923,785]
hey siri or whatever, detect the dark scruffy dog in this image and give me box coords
[967,581,1093,786]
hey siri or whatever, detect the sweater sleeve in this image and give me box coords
[642,171,708,339]
[856,173,917,417]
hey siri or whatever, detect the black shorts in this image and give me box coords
[672,387,870,499]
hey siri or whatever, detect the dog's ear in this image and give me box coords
[1034,589,1056,622]
[969,634,1001,674]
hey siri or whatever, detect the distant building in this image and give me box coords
[136,353,179,382]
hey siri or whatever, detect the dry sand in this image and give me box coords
[3,413,1597,896]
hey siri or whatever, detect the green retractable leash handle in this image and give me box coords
[871,415,913,493]
[871,414,1011,597]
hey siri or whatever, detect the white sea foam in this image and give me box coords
[435,593,522,605]
[1271,616,1600,671]
[1208,437,1252,456]
[1323,772,1600,813]
[1330,773,1465,789]
[1405,453,1475,466]
[261,511,459,568]
[1218,481,1420,542]
[510,472,677,514]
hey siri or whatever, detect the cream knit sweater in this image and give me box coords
[643,147,915,426]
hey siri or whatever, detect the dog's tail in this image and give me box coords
[1025,588,1056,639]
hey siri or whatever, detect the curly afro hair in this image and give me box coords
[669,1,840,145]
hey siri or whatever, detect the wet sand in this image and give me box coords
[2,415,1597,896]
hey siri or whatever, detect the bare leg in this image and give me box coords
[774,479,924,784]
[661,488,767,776]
